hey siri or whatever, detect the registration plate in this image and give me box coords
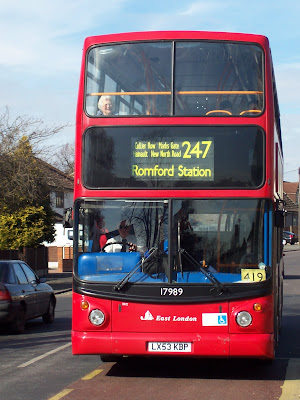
[148,342,192,353]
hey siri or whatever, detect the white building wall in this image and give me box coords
[47,223,73,247]
[45,190,74,270]
[50,191,73,216]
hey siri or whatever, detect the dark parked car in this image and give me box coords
[0,260,56,333]
[283,231,298,245]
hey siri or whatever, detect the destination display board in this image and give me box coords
[131,138,214,181]
[83,125,264,189]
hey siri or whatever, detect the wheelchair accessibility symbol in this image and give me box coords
[218,315,227,325]
[202,313,228,326]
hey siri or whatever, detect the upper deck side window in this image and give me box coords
[85,40,264,117]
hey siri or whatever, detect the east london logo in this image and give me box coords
[140,311,155,321]
[140,311,197,322]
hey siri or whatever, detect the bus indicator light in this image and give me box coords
[81,300,89,310]
[253,303,262,312]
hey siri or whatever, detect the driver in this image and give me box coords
[104,220,138,253]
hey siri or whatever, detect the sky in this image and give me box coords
[0,0,299,182]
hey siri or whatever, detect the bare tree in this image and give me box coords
[0,107,69,248]
[0,107,68,157]
[52,142,75,176]
[0,107,69,208]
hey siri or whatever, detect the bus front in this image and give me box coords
[72,32,284,360]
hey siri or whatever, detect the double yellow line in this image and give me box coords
[47,369,103,400]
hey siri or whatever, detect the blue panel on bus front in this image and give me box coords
[78,252,141,276]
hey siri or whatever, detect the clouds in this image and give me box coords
[275,60,300,181]
[282,114,300,179]
[0,3,77,71]
[178,2,218,16]
[0,0,130,143]
[127,1,230,32]
[0,0,127,72]
[276,62,300,110]
[0,0,298,179]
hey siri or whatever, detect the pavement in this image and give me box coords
[46,244,299,295]
[283,243,300,252]
[46,272,72,295]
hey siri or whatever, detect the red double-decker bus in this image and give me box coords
[71,31,284,360]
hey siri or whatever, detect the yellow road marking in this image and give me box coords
[81,369,103,380]
[48,389,73,400]
[280,358,300,399]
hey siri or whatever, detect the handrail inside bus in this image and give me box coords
[89,90,263,96]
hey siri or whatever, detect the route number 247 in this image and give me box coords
[182,141,212,159]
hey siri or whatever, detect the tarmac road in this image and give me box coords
[46,272,72,294]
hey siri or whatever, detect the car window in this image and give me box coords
[6,265,16,284]
[20,263,38,284]
[13,263,29,284]
[0,262,16,284]
[0,262,9,283]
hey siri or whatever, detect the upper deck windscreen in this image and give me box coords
[85,41,264,117]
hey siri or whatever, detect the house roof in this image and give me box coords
[37,158,74,191]
[283,181,299,203]
[283,181,299,212]
[284,193,298,212]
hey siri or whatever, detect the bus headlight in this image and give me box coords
[89,309,105,326]
[236,311,252,327]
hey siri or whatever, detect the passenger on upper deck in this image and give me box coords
[248,101,256,110]
[97,95,115,116]
[205,100,233,116]
[239,97,262,115]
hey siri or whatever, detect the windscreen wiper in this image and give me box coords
[114,247,157,291]
[179,248,229,296]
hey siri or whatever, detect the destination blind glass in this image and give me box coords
[132,138,214,181]
[83,126,264,189]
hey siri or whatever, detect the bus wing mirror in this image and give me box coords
[63,207,73,228]
[275,210,284,228]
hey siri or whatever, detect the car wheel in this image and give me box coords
[11,305,26,334]
[42,297,55,324]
